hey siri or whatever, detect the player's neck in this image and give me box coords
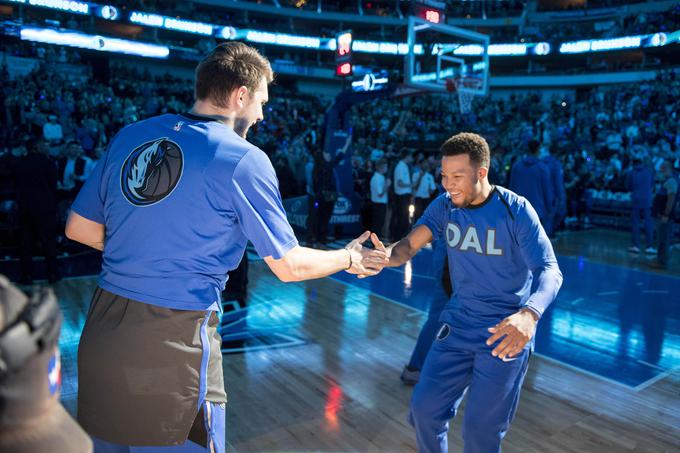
[189,101,237,130]
[470,180,493,206]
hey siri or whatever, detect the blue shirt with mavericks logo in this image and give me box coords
[71,113,298,311]
[416,186,562,333]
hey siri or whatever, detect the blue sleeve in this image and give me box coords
[514,199,563,317]
[231,149,299,260]
[70,152,108,224]
[431,236,448,281]
[415,194,449,240]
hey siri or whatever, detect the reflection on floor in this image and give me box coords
[330,245,680,389]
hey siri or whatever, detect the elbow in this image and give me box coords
[64,222,77,242]
[277,272,300,283]
[272,261,303,283]
[553,265,564,290]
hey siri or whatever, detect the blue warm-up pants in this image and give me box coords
[409,323,530,453]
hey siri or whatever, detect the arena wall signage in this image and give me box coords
[6,0,678,59]
[129,11,214,36]
[7,0,89,14]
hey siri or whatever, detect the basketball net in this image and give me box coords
[447,77,482,114]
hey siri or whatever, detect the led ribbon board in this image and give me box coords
[20,26,170,58]
[7,0,89,14]
[129,11,214,36]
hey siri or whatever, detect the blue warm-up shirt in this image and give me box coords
[626,163,654,207]
[71,113,298,311]
[416,186,562,329]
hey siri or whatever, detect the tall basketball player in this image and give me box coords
[374,133,563,453]
[65,42,387,452]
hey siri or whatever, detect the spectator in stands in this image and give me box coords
[75,118,100,157]
[13,139,60,285]
[370,159,390,240]
[392,149,413,240]
[42,114,63,145]
[541,146,567,236]
[308,137,350,245]
[412,158,436,222]
[57,140,92,224]
[651,160,678,268]
[626,158,656,254]
[509,139,555,233]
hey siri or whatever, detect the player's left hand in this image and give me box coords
[486,308,539,360]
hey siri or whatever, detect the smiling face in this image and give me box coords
[440,154,489,208]
[233,76,269,138]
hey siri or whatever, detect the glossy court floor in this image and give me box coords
[51,228,679,452]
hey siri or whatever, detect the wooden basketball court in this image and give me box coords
[54,228,680,452]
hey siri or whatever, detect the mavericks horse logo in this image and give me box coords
[121,138,184,206]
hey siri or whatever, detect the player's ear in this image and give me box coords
[238,86,249,105]
[478,166,488,180]
[231,85,249,108]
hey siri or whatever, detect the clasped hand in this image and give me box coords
[344,231,389,278]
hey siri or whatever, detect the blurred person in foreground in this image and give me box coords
[0,275,92,452]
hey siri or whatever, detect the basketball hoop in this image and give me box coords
[448,77,483,114]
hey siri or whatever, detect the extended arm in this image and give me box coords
[265,231,387,282]
[385,224,433,268]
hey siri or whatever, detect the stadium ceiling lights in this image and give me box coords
[20,26,170,58]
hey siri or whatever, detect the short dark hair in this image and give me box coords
[528,139,540,155]
[440,132,490,168]
[195,42,274,108]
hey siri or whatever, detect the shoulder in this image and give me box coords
[495,186,529,214]
[233,145,274,175]
[429,192,452,211]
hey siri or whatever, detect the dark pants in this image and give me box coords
[371,203,387,239]
[414,197,430,224]
[631,205,654,248]
[392,193,412,240]
[19,208,60,283]
[657,220,674,266]
[306,195,335,244]
[317,197,335,243]
[305,195,318,243]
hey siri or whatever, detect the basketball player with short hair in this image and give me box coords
[374,132,563,453]
[66,42,386,452]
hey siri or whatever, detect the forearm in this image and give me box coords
[275,246,350,282]
[386,237,418,268]
[524,263,563,317]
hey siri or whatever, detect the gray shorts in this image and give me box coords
[77,287,226,446]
